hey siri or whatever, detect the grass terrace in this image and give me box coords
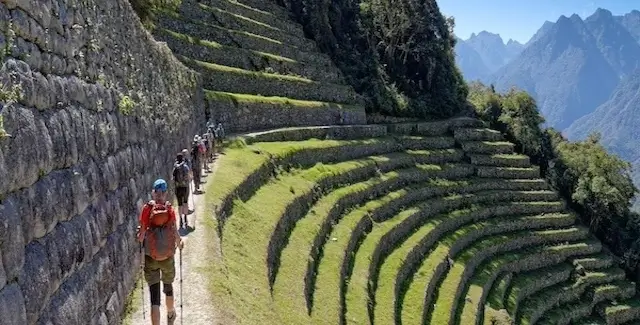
[150,0,362,133]
[198,114,640,324]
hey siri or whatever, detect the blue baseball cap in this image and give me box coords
[153,179,168,192]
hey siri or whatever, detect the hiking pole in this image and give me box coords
[139,242,145,320]
[191,182,197,228]
[180,247,184,325]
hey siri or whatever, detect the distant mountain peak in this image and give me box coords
[595,7,613,17]
[570,13,583,23]
[587,7,614,23]
[506,39,521,46]
[469,31,504,44]
[477,30,500,37]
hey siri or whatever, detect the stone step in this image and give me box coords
[155,11,336,67]
[460,141,515,154]
[217,0,293,22]
[153,28,345,84]
[468,153,531,167]
[571,253,615,270]
[179,1,316,50]
[199,0,307,38]
[589,281,637,305]
[204,91,365,133]
[453,127,504,142]
[574,316,607,325]
[387,118,485,136]
[597,297,640,324]
[240,125,387,143]
[476,166,541,180]
[182,58,361,104]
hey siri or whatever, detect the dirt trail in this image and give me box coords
[128,160,223,325]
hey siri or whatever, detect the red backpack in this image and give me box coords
[143,201,178,260]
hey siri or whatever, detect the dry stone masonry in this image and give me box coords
[151,0,367,133]
[0,0,205,324]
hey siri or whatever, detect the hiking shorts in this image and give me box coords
[144,255,176,285]
[175,186,189,205]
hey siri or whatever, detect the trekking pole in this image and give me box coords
[191,182,197,228]
[180,247,184,325]
[139,242,145,320]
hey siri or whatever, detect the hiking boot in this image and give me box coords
[167,310,177,325]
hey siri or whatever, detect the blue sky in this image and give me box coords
[438,0,640,44]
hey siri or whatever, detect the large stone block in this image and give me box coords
[19,241,53,325]
[0,104,39,191]
[0,283,28,325]
[0,195,25,282]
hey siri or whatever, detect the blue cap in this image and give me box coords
[153,179,168,192]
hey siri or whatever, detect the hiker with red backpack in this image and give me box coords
[137,179,184,325]
[172,152,191,229]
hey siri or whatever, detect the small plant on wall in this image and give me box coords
[118,95,136,116]
[0,81,23,139]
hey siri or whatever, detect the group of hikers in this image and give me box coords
[135,121,225,325]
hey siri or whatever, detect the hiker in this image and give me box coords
[191,136,203,193]
[172,152,191,229]
[182,149,191,170]
[136,179,184,325]
[202,133,212,172]
[217,122,226,144]
[206,128,216,162]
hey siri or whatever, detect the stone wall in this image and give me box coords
[0,0,205,324]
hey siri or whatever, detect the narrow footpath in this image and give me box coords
[127,159,223,325]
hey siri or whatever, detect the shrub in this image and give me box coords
[274,0,468,118]
[128,0,181,25]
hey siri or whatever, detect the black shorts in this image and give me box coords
[175,186,189,205]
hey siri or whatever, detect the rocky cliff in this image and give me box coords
[0,0,205,324]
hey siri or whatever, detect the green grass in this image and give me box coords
[460,241,597,325]
[271,170,400,323]
[348,189,559,325]
[491,153,530,160]
[486,272,512,310]
[517,268,627,325]
[184,56,314,83]
[198,2,282,32]
[312,187,425,324]
[427,228,586,325]
[210,138,395,220]
[537,300,592,324]
[204,90,362,110]
[603,297,640,315]
[158,28,297,63]
[121,276,144,324]
[399,211,573,325]
[217,159,379,324]
[218,0,276,17]
[154,8,292,46]
[504,263,574,315]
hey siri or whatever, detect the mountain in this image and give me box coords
[466,31,520,71]
[526,20,555,46]
[491,13,619,130]
[565,70,640,189]
[454,31,524,81]
[584,8,640,77]
[617,10,640,43]
[506,39,525,58]
[454,37,491,81]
